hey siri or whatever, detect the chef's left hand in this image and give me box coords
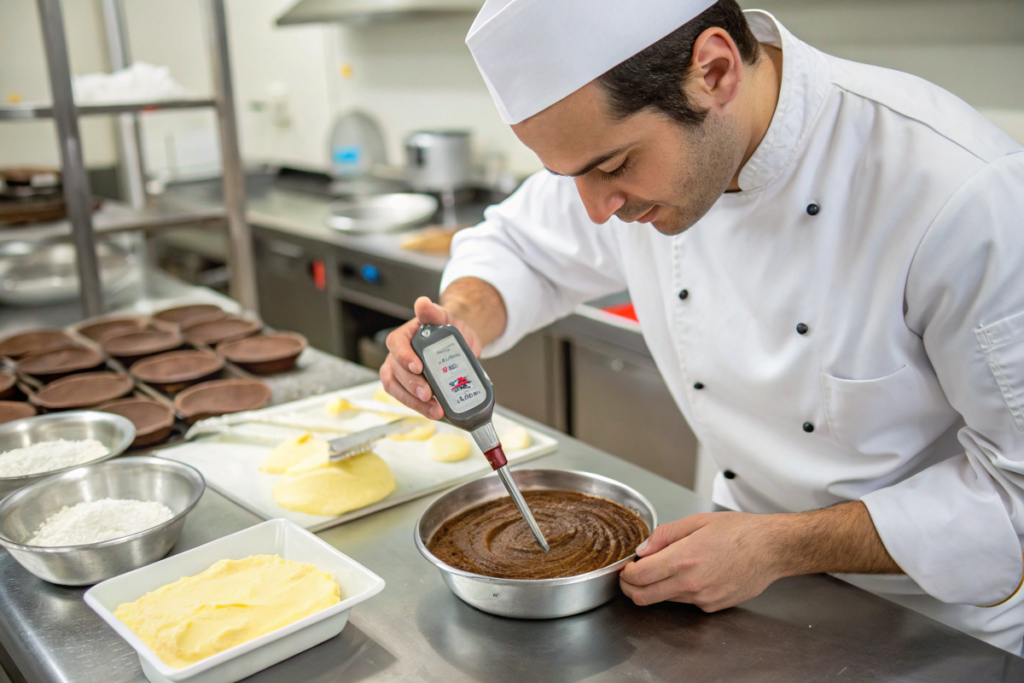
[619,512,783,612]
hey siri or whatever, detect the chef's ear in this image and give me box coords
[687,27,744,109]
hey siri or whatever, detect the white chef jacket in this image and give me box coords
[442,10,1024,652]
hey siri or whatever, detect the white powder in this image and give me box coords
[28,498,174,547]
[0,439,108,477]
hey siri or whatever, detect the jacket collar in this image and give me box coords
[736,10,832,193]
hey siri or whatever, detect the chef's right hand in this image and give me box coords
[381,296,483,420]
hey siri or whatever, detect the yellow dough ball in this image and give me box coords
[389,420,436,441]
[260,433,328,474]
[325,397,352,415]
[427,434,471,462]
[271,452,396,516]
[498,424,532,451]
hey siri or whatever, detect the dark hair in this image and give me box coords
[597,0,760,127]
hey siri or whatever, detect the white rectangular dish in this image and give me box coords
[84,519,385,683]
[157,381,558,531]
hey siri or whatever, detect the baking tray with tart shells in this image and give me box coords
[5,305,313,448]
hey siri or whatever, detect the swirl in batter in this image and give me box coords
[428,490,649,579]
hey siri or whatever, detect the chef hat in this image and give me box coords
[467,0,718,124]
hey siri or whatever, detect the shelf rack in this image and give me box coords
[2,0,258,317]
[0,98,218,121]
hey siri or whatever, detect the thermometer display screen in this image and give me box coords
[422,337,486,414]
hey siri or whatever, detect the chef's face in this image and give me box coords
[512,82,742,235]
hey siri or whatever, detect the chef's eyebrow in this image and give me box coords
[545,146,628,178]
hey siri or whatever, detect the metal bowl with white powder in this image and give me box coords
[0,456,205,585]
[0,411,135,500]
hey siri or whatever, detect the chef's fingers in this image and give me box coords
[380,356,444,419]
[620,574,696,608]
[386,317,425,374]
[620,539,693,587]
[414,296,455,327]
[389,356,444,418]
[636,514,713,558]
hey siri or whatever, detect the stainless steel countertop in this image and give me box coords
[2,266,1020,682]
[2,411,1023,682]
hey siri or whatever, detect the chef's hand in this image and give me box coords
[619,503,900,612]
[619,512,782,612]
[380,296,483,419]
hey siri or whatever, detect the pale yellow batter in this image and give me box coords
[271,451,396,516]
[389,420,435,441]
[427,434,471,462]
[259,433,328,474]
[113,555,339,669]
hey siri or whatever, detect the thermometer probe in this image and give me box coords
[412,323,550,552]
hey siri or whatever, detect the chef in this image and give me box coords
[381,0,1024,653]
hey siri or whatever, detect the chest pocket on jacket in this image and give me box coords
[976,311,1024,434]
[820,364,954,458]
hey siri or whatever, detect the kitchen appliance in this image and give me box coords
[415,469,657,618]
[411,323,549,551]
[328,110,388,181]
[405,130,472,193]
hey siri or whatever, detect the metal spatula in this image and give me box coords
[328,418,421,461]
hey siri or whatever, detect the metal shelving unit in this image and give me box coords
[0,98,219,120]
[1,0,258,317]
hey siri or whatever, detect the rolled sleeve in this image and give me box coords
[873,153,1024,606]
[440,171,627,358]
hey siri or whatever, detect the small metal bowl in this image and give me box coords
[415,469,656,619]
[0,456,205,585]
[0,411,135,500]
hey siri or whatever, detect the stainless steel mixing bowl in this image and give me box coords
[0,410,136,499]
[0,456,205,585]
[415,469,657,619]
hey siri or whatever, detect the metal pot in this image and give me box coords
[415,469,657,619]
[405,130,472,193]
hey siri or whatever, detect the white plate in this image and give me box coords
[157,381,558,531]
[84,519,384,683]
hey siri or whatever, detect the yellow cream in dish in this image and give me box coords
[113,555,339,669]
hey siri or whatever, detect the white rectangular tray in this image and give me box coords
[158,381,558,531]
[84,519,385,683]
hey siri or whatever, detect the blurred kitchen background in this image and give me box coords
[2,0,1022,498]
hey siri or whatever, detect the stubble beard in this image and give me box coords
[621,113,743,236]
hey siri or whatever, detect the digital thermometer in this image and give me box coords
[412,323,549,552]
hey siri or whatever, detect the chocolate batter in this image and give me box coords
[428,490,649,579]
